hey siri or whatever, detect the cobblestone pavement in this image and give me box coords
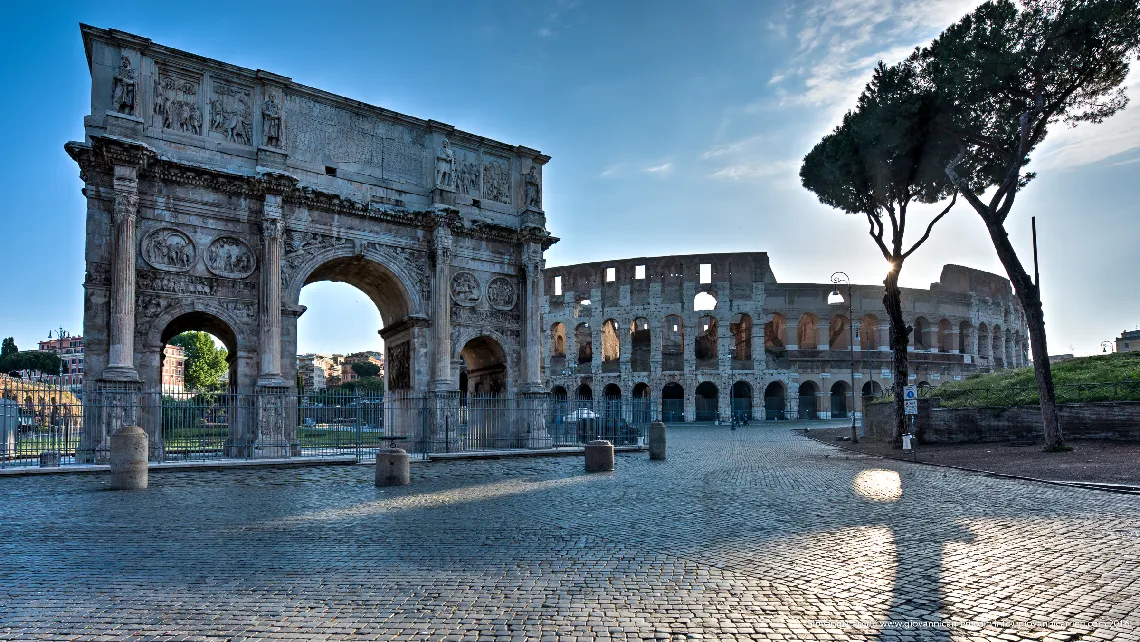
[2,423,1139,641]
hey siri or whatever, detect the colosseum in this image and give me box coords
[542,253,1029,422]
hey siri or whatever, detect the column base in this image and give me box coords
[100,365,140,382]
[257,374,289,388]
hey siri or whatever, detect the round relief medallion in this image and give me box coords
[205,236,257,279]
[450,271,482,307]
[486,276,516,310]
[141,227,196,273]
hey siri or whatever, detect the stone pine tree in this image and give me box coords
[169,331,229,391]
[801,60,967,445]
[918,0,1140,450]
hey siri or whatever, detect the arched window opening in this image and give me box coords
[830,381,850,419]
[730,313,753,364]
[764,382,786,421]
[662,315,684,372]
[693,291,717,311]
[575,323,592,366]
[576,383,593,403]
[695,315,718,368]
[601,319,620,373]
[992,325,1003,365]
[938,319,953,353]
[764,314,786,351]
[732,381,753,421]
[630,317,651,373]
[860,314,879,351]
[631,382,652,424]
[661,382,685,423]
[160,312,238,396]
[829,315,850,350]
[551,323,566,357]
[913,317,930,351]
[798,313,819,350]
[798,381,820,420]
[695,382,719,422]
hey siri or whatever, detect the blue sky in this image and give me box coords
[1,0,1137,358]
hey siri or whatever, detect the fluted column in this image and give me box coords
[430,224,455,391]
[520,241,545,392]
[257,194,287,387]
[103,164,141,381]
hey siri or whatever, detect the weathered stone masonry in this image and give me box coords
[67,25,555,460]
[543,253,1029,422]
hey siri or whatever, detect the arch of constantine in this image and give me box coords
[66,25,554,461]
[543,253,1029,422]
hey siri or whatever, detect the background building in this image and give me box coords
[1116,330,1140,353]
[543,253,1030,422]
[38,333,84,389]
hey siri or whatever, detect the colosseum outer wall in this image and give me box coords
[541,253,1030,422]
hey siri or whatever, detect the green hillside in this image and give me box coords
[908,351,1140,407]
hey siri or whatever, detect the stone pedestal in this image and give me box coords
[584,439,614,472]
[39,451,62,468]
[375,448,411,486]
[254,388,291,458]
[109,425,148,490]
[648,422,666,461]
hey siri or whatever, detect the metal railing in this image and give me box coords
[1,380,656,468]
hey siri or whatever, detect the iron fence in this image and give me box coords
[1,380,655,468]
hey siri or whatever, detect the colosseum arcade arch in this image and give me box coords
[68,26,554,461]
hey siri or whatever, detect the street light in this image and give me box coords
[829,272,858,443]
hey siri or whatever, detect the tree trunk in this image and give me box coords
[984,220,1064,449]
[882,269,910,447]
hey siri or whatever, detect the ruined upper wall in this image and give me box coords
[545,252,775,295]
[934,264,1014,298]
[79,24,549,230]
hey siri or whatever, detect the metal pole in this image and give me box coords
[848,282,858,443]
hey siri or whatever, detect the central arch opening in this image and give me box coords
[695,381,719,422]
[661,382,684,423]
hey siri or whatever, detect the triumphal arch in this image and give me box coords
[66,25,555,461]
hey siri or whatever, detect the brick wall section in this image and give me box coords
[865,399,1140,443]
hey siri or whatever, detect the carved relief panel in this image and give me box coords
[482,156,511,204]
[388,342,411,390]
[205,237,257,279]
[383,124,425,184]
[454,146,481,197]
[152,69,202,135]
[486,276,517,311]
[451,272,482,307]
[209,80,253,145]
[141,227,196,272]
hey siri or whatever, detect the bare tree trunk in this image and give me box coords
[883,269,910,447]
[984,220,1064,449]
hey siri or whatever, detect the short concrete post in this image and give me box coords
[584,439,614,472]
[375,447,411,486]
[648,422,666,461]
[109,425,148,490]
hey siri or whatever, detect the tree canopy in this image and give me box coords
[169,331,229,391]
[351,361,381,378]
[0,350,65,377]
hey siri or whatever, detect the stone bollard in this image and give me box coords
[39,450,62,468]
[584,439,614,473]
[109,425,148,490]
[648,422,667,461]
[375,447,411,486]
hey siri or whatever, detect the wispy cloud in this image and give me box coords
[644,162,673,175]
[1033,70,1140,171]
[710,160,799,185]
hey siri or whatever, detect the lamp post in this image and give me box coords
[829,272,858,443]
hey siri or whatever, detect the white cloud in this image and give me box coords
[710,160,799,184]
[644,162,673,175]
